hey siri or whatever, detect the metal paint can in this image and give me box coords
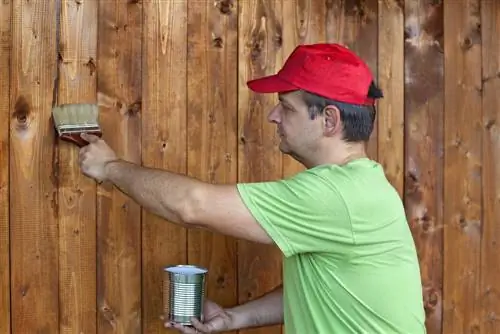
[163,265,208,325]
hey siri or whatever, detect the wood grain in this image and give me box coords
[186,0,238,329]
[443,2,483,333]
[378,0,404,196]
[97,1,143,332]
[325,0,379,160]
[238,1,283,333]
[142,1,187,333]
[0,0,11,332]
[57,0,98,332]
[480,0,500,332]
[9,0,59,332]
[404,2,444,333]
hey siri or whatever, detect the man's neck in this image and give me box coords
[299,141,368,168]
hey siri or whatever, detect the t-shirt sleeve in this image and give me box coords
[236,168,354,257]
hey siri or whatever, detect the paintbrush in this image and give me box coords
[51,103,102,147]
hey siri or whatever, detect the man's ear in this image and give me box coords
[323,105,341,137]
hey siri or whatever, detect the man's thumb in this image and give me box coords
[81,132,99,143]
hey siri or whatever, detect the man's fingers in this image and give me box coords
[191,316,227,333]
[80,132,100,143]
[166,322,199,334]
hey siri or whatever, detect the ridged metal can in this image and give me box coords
[163,265,208,325]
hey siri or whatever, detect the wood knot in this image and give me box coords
[405,171,422,201]
[85,57,96,76]
[216,0,233,15]
[274,35,282,47]
[20,285,29,297]
[213,37,223,48]
[424,288,440,313]
[404,27,413,40]
[13,95,31,129]
[127,100,142,116]
[160,141,167,152]
[458,215,467,228]
[485,119,496,130]
[208,113,215,124]
[461,37,473,50]
[421,214,432,232]
[216,276,225,287]
[250,38,263,61]
[395,0,404,10]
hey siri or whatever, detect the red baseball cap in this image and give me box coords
[247,43,378,106]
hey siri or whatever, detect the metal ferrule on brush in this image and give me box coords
[56,124,101,135]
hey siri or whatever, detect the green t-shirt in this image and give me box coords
[236,158,426,334]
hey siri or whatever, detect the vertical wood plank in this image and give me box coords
[325,0,379,160]
[186,0,238,328]
[404,2,444,334]
[0,0,11,332]
[480,0,500,332]
[57,0,97,332]
[238,1,283,333]
[378,0,404,196]
[281,0,326,177]
[9,0,59,332]
[96,1,143,332]
[443,2,483,333]
[142,1,187,333]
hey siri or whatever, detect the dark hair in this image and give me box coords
[301,81,383,142]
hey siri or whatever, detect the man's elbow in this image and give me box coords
[177,183,207,226]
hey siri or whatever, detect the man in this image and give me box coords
[79,43,426,333]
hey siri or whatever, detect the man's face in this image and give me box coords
[267,91,325,158]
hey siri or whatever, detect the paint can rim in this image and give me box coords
[163,264,208,275]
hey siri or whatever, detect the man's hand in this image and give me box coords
[164,300,235,333]
[164,286,283,333]
[78,133,119,182]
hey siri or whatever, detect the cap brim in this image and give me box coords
[246,74,298,93]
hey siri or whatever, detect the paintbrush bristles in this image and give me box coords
[52,103,99,127]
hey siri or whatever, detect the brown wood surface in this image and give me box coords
[443,1,483,333]
[2,1,500,333]
[237,1,283,333]
[404,2,444,334]
[96,1,143,333]
[186,2,238,333]
[142,1,188,333]
[9,1,60,333]
[0,0,11,333]
[481,1,500,332]
[378,0,405,197]
[57,0,98,332]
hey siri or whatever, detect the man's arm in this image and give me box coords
[104,159,273,244]
[226,285,284,330]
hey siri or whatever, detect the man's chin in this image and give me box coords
[278,142,290,154]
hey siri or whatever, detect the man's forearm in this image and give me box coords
[227,285,284,330]
[104,159,202,226]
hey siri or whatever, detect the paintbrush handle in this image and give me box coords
[60,131,103,147]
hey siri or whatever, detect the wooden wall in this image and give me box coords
[0,1,499,333]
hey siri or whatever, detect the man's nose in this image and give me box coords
[267,104,281,123]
